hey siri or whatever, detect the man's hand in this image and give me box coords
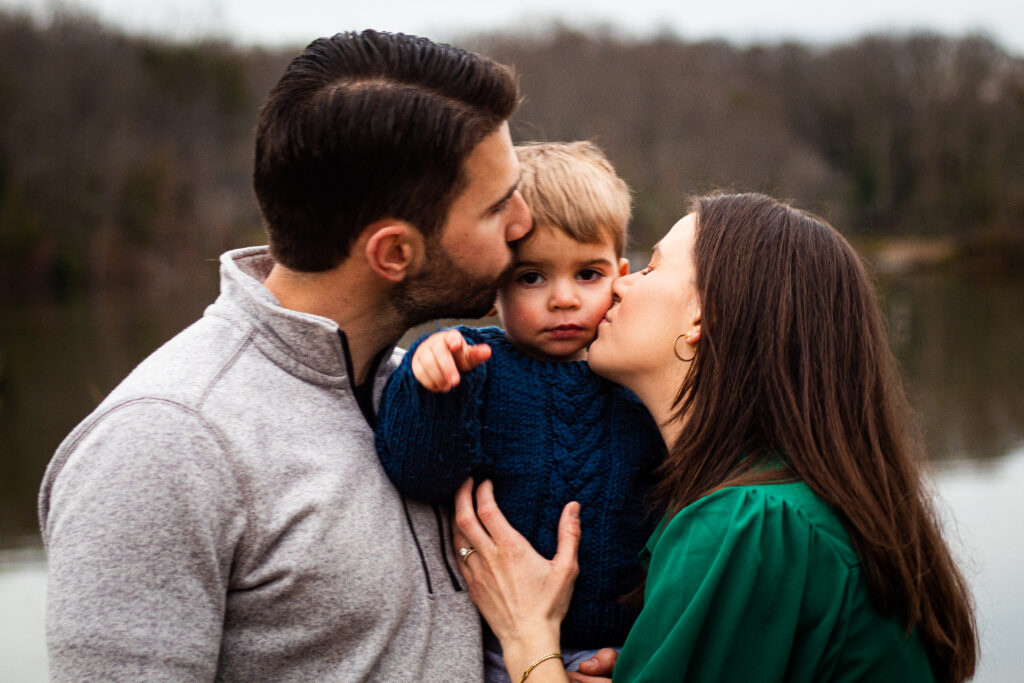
[411,329,491,392]
[567,648,618,682]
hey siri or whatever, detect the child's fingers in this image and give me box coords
[458,342,491,372]
[411,348,445,391]
[412,331,462,391]
[446,336,491,373]
[411,335,452,390]
[427,338,461,389]
[439,330,487,377]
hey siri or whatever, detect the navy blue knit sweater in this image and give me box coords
[375,326,664,648]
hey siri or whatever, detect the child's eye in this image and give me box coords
[576,268,604,282]
[639,265,654,276]
[516,271,544,286]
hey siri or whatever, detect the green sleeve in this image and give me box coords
[613,486,853,683]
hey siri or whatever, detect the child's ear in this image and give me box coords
[492,297,505,325]
[364,219,422,282]
[617,257,630,277]
[485,305,498,318]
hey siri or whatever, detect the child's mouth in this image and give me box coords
[547,324,584,339]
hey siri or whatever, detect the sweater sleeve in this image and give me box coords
[39,399,247,681]
[375,327,492,503]
[613,487,853,683]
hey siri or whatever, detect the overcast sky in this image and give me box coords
[2,0,1022,55]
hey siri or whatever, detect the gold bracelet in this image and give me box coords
[519,651,562,682]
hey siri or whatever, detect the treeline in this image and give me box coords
[481,29,1024,246]
[2,12,1022,297]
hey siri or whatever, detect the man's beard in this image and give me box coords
[393,241,512,328]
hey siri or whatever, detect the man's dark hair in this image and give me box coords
[253,30,519,271]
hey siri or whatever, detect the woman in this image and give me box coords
[453,193,978,682]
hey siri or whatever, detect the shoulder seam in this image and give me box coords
[671,485,858,570]
[197,329,256,409]
[41,397,256,561]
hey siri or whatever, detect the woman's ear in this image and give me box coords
[685,310,702,345]
[617,258,630,277]
[364,220,423,282]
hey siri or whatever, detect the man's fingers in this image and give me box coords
[567,674,612,683]
[576,648,618,677]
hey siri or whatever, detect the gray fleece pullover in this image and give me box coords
[38,247,482,681]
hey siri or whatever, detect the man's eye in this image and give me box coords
[577,269,603,282]
[491,199,510,215]
[517,272,544,285]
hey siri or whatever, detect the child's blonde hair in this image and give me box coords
[515,141,631,257]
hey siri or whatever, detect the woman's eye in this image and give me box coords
[577,268,603,282]
[517,271,544,286]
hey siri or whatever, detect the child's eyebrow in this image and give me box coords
[576,257,616,269]
[514,257,616,269]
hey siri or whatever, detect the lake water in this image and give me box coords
[1,265,1022,681]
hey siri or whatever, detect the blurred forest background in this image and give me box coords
[4,13,1023,679]
[1,8,1023,300]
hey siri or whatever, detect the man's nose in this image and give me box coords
[505,191,532,242]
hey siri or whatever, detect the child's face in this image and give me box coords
[496,224,629,362]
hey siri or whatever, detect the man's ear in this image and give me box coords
[617,257,630,277]
[363,220,423,282]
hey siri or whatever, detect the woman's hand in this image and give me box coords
[454,478,580,682]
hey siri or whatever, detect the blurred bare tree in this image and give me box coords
[0,9,288,297]
[1,13,1022,298]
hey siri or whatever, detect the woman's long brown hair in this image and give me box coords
[658,193,977,681]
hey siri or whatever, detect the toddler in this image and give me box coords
[375,141,663,681]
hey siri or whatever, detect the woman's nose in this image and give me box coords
[504,191,532,243]
[611,270,638,299]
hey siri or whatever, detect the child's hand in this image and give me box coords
[411,330,492,392]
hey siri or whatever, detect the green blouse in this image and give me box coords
[613,482,935,682]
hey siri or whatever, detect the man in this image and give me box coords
[38,30,530,680]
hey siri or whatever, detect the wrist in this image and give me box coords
[500,630,564,682]
[518,651,564,682]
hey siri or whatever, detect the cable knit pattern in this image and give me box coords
[376,325,664,647]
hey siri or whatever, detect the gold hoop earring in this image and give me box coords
[673,334,695,362]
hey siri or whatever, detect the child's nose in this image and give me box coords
[549,281,580,309]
